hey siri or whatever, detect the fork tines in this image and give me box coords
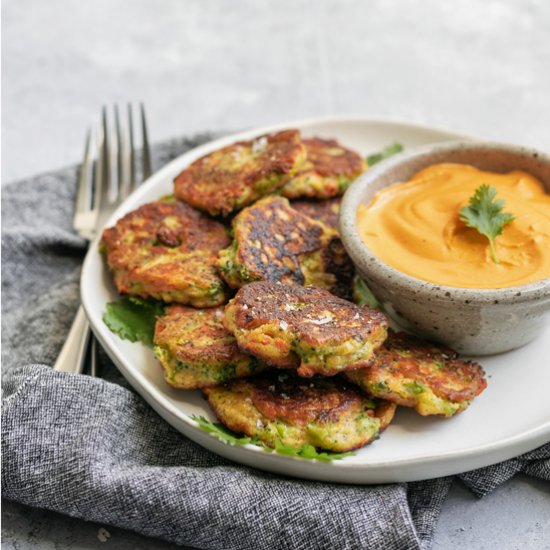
[74,103,152,241]
[102,102,151,201]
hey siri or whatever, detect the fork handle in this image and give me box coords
[53,305,91,374]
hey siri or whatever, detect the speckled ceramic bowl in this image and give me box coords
[340,141,550,355]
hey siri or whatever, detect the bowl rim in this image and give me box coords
[339,140,550,305]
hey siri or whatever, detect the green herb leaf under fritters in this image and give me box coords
[366,143,404,166]
[459,184,515,264]
[271,440,354,461]
[192,415,354,461]
[103,296,165,346]
[192,415,255,445]
[352,276,381,309]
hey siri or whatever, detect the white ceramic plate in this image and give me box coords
[81,117,550,484]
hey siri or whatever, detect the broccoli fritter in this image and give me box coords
[174,130,307,216]
[217,196,355,299]
[153,305,268,389]
[345,331,488,417]
[100,198,229,307]
[223,281,389,377]
[291,196,341,230]
[203,372,396,452]
[280,137,366,200]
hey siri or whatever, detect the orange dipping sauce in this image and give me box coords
[357,163,550,288]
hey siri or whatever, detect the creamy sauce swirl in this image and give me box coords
[357,163,550,288]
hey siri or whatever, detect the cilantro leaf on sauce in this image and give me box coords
[102,296,165,347]
[459,185,515,264]
[366,143,404,166]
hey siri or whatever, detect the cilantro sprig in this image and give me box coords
[366,142,404,166]
[459,185,515,264]
[193,415,256,445]
[192,415,354,462]
[102,296,165,347]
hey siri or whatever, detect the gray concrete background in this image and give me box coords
[3,0,550,184]
[2,0,550,548]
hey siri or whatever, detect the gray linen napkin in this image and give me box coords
[2,135,549,550]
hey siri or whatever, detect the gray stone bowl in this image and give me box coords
[340,141,550,355]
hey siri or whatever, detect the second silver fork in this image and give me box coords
[54,104,152,375]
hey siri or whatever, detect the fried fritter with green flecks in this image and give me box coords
[345,331,488,417]
[223,281,389,377]
[291,196,341,230]
[174,129,307,216]
[203,371,396,452]
[217,196,355,299]
[100,198,229,307]
[280,137,366,200]
[153,305,268,389]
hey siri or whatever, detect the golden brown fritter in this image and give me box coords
[223,281,389,377]
[291,197,341,230]
[217,196,355,299]
[345,331,488,417]
[100,198,229,307]
[153,305,268,389]
[203,372,396,452]
[174,130,307,216]
[280,137,366,199]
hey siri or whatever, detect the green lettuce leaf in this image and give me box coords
[102,296,165,347]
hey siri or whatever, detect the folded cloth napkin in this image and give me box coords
[2,134,549,550]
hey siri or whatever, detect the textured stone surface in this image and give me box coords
[433,475,550,549]
[2,0,550,548]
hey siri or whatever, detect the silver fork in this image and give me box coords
[54,103,152,375]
